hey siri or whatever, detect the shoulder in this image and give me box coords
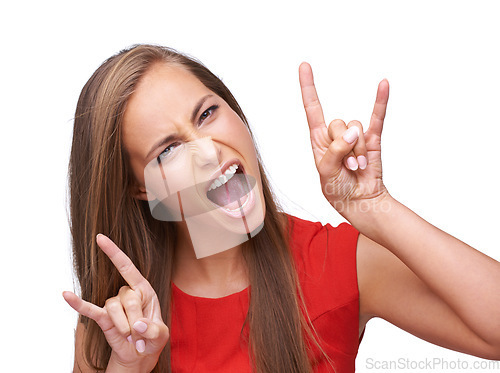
[285,214,360,312]
[285,214,359,269]
[286,214,358,242]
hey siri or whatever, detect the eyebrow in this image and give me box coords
[145,94,214,161]
[145,134,177,161]
[190,94,213,124]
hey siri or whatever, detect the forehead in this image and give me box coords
[126,63,210,120]
[122,63,213,158]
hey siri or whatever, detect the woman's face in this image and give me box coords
[122,63,265,243]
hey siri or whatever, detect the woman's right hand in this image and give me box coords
[63,234,169,373]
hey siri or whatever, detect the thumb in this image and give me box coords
[132,318,170,351]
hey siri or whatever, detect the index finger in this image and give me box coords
[97,234,149,292]
[299,62,327,131]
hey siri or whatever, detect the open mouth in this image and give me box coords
[206,162,254,211]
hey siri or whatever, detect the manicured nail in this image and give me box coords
[357,155,367,170]
[127,335,133,343]
[343,127,359,144]
[136,339,146,353]
[133,321,148,334]
[347,156,358,171]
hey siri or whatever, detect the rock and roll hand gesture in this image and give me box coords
[63,235,169,372]
[298,62,390,216]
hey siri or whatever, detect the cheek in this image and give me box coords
[144,152,197,201]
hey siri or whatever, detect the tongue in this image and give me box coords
[207,174,253,210]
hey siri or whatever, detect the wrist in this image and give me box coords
[332,192,398,233]
[106,354,152,373]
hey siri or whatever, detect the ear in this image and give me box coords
[130,184,156,202]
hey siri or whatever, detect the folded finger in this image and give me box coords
[118,286,144,335]
[105,297,132,339]
[318,127,358,175]
[345,121,367,171]
[328,119,358,171]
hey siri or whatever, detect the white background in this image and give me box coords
[1,1,499,371]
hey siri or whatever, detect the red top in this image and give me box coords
[170,215,361,372]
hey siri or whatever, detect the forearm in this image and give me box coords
[344,194,500,347]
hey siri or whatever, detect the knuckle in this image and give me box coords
[123,298,141,311]
[330,119,346,128]
[348,120,364,134]
[157,323,170,343]
[119,259,135,276]
[104,298,121,312]
[118,286,131,295]
[137,284,155,302]
[304,98,321,110]
[118,325,131,337]
[148,325,160,340]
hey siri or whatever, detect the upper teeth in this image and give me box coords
[208,164,239,191]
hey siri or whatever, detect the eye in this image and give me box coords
[198,105,219,125]
[158,142,180,160]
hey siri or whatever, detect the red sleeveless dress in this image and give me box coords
[170,215,361,372]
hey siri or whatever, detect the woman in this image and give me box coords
[63,44,500,372]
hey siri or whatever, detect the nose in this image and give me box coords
[189,136,221,168]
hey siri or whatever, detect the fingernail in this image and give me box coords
[136,339,146,353]
[357,155,367,170]
[347,156,358,171]
[133,321,148,334]
[127,335,133,343]
[343,127,359,144]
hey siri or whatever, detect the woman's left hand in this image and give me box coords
[63,235,169,372]
[298,62,391,216]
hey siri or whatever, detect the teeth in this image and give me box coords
[208,163,239,191]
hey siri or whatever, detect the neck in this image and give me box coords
[172,222,249,298]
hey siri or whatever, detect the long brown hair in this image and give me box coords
[69,44,329,372]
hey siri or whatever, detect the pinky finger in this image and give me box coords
[63,291,112,331]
